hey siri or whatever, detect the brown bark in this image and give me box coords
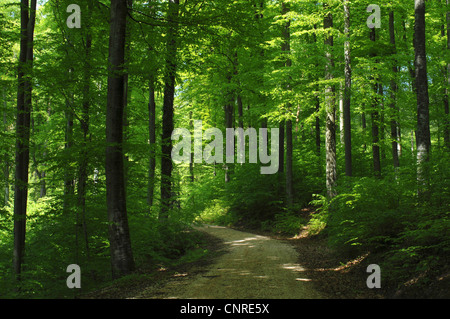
[343,0,352,176]
[106,0,135,279]
[370,28,381,177]
[414,0,431,192]
[324,6,336,198]
[160,0,180,221]
[389,11,400,168]
[13,0,36,278]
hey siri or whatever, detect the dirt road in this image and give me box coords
[136,225,325,299]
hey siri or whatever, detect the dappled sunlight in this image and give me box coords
[142,226,324,299]
[225,235,269,246]
[282,263,306,272]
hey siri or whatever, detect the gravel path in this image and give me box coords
[137,225,324,299]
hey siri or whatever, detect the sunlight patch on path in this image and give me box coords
[137,225,324,299]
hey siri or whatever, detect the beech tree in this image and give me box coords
[324,4,336,198]
[343,0,352,177]
[105,0,135,279]
[13,0,36,278]
[414,0,431,193]
[160,0,180,222]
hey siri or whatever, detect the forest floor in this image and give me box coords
[85,224,386,299]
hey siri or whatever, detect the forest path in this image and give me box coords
[135,225,324,299]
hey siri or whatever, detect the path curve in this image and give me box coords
[137,225,324,299]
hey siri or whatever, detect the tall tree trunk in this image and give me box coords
[414,0,431,193]
[77,0,93,264]
[3,88,10,205]
[63,68,75,213]
[105,0,135,279]
[148,73,157,207]
[224,99,234,183]
[160,0,179,222]
[339,84,344,144]
[122,0,133,189]
[234,51,244,130]
[237,95,243,129]
[313,25,321,156]
[147,3,157,207]
[189,111,194,182]
[389,11,400,168]
[315,95,321,156]
[370,28,381,177]
[343,0,352,177]
[13,0,36,279]
[278,121,285,175]
[282,1,293,206]
[444,0,450,149]
[324,6,336,198]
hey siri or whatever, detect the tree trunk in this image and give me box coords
[414,0,431,193]
[63,68,75,213]
[324,7,336,198]
[343,0,352,177]
[122,0,133,189]
[160,0,180,222]
[189,111,194,182]
[224,101,234,183]
[237,94,243,129]
[105,0,135,279]
[148,73,157,207]
[77,1,93,264]
[370,28,381,177]
[313,25,321,156]
[444,0,450,149]
[13,0,36,278]
[3,88,10,205]
[282,1,293,206]
[389,11,400,168]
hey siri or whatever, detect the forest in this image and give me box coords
[0,0,449,299]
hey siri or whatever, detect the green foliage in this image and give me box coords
[315,152,450,288]
[262,209,307,236]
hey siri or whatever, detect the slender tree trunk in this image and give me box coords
[3,88,10,205]
[160,0,180,222]
[148,73,157,207]
[63,68,75,213]
[77,1,93,264]
[122,0,133,189]
[444,0,450,149]
[315,96,321,156]
[189,111,194,182]
[278,121,285,175]
[324,6,336,198]
[313,25,321,156]
[282,2,293,206]
[343,0,352,177]
[339,84,344,144]
[13,0,36,279]
[234,52,244,130]
[105,0,135,279]
[389,11,400,168]
[147,3,157,207]
[224,100,234,183]
[414,0,431,193]
[237,95,243,129]
[370,28,381,177]
[361,107,367,152]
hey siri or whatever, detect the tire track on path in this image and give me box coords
[137,225,324,299]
